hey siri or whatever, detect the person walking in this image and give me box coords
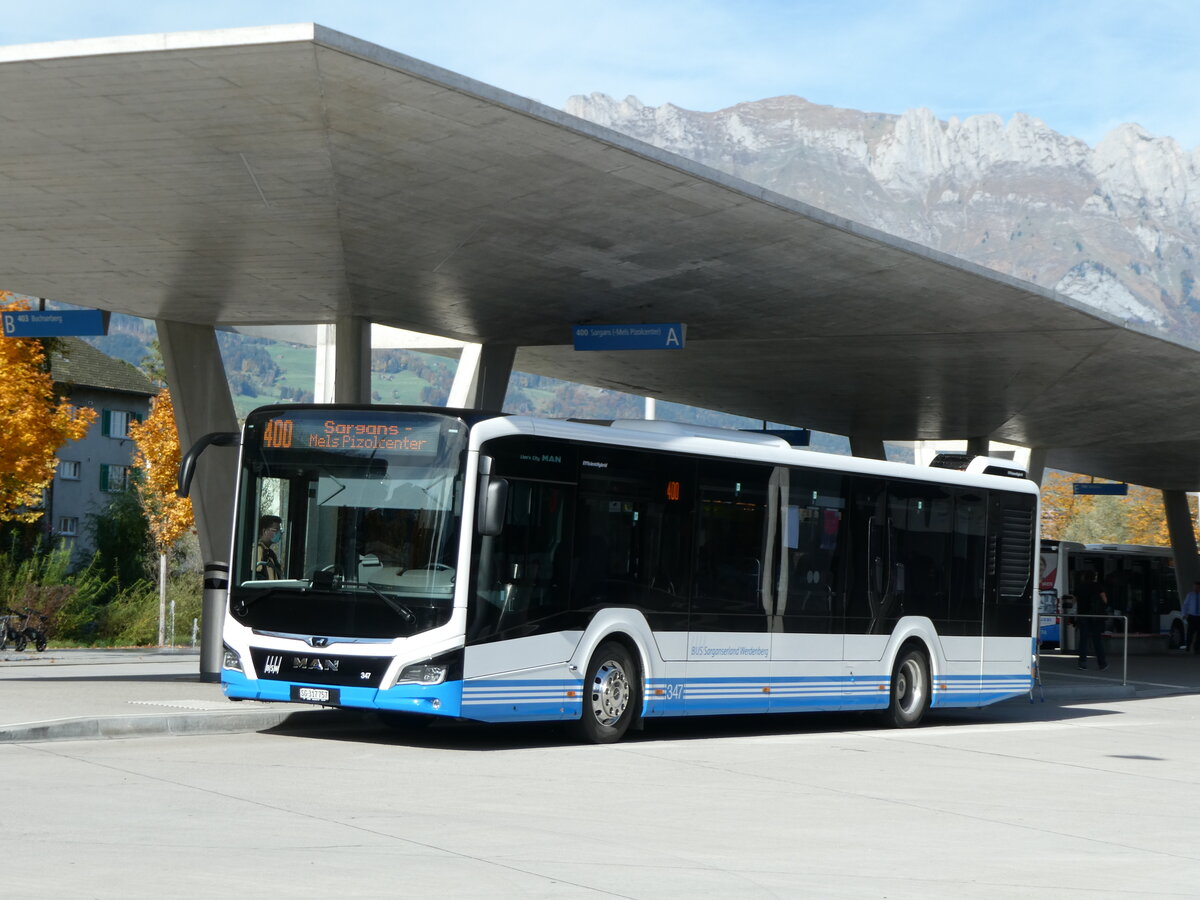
[1183,581,1200,653]
[1074,570,1108,671]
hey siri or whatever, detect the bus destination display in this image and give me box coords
[260,415,440,454]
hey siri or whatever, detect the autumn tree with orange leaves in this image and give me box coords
[129,388,193,552]
[0,295,96,524]
[1040,470,1196,546]
[130,387,194,645]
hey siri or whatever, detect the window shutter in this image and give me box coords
[99,464,109,492]
[101,410,112,437]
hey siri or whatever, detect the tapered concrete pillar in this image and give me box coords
[849,436,886,461]
[966,435,990,458]
[334,316,371,404]
[157,320,239,682]
[448,344,515,410]
[1025,448,1048,486]
[1164,489,1200,599]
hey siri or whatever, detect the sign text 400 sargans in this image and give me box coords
[261,417,435,453]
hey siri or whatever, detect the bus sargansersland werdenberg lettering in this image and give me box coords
[187,405,1038,743]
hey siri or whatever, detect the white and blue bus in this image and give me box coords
[207,405,1039,742]
[1039,540,1183,648]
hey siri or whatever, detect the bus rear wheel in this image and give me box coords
[883,646,930,728]
[572,641,638,744]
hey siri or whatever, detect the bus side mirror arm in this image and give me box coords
[177,431,240,498]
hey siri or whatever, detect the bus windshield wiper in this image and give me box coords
[358,580,416,625]
[230,589,283,616]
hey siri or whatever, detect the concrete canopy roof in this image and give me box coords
[2,24,1198,489]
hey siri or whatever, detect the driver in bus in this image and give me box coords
[255,515,284,579]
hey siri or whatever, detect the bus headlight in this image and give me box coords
[222,644,244,673]
[398,662,448,684]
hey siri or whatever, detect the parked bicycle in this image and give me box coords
[1,607,48,652]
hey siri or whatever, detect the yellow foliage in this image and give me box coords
[0,295,97,522]
[1040,470,1196,547]
[130,387,194,551]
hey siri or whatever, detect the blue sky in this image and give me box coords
[3,0,1199,148]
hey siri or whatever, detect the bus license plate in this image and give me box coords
[291,686,339,705]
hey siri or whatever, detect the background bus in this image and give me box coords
[207,405,1040,742]
[1039,541,1183,648]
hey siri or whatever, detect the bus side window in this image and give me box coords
[472,480,572,640]
[693,460,770,627]
[781,469,847,633]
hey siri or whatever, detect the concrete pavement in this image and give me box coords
[0,647,332,742]
[3,644,1199,744]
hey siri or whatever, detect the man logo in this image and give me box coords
[264,655,282,675]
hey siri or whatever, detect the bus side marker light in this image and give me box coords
[762,687,770,693]
[567,690,577,698]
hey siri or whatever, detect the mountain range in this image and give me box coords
[566,94,1200,343]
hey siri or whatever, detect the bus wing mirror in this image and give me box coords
[177,431,240,498]
[478,477,509,536]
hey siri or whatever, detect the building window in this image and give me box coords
[57,517,79,536]
[59,459,81,480]
[100,464,132,493]
[101,409,139,439]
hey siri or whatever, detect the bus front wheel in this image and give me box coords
[883,646,930,728]
[572,641,639,744]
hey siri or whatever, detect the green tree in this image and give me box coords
[87,490,151,591]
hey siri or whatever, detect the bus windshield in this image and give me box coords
[230,408,468,639]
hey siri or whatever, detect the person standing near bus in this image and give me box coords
[1183,581,1200,653]
[1074,570,1108,670]
[255,515,283,580]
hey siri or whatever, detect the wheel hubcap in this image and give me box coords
[588,659,630,726]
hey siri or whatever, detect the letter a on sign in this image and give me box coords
[665,328,681,347]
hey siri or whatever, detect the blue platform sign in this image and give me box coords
[1073,482,1128,496]
[573,323,685,351]
[1,308,108,337]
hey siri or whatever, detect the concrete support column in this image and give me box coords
[849,436,886,461]
[1025,448,1048,486]
[314,324,336,403]
[157,320,239,682]
[334,315,371,404]
[1164,490,1200,599]
[448,344,515,410]
[966,435,990,458]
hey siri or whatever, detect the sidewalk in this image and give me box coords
[0,647,332,743]
[3,645,1199,744]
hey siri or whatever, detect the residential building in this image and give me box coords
[46,338,156,564]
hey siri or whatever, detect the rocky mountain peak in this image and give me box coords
[566,93,1200,341]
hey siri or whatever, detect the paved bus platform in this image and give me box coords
[2,645,1200,744]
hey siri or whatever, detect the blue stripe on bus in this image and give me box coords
[224,669,1033,722]
[461,677,580,722]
